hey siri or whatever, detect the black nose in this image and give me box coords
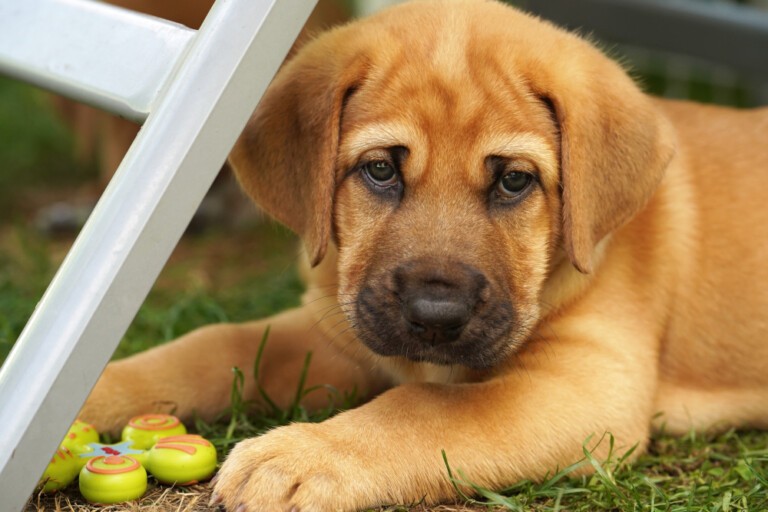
[405,296,471,343]
[395,260,486,345]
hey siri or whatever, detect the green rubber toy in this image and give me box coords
[61,420,99,459]
[121,414,187,450]
[146,434,217,485]
[39,414,216,503]
[39,447,81,492]
[79,455,147,504]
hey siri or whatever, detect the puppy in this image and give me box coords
[81,0,768,510]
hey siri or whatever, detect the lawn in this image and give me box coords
[1,77,767,512]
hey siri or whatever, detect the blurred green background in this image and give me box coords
[0,76,89,220]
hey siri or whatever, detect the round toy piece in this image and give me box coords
[121,414,187,450]
[79,455,147,504]
[146,435,217,485]
[61,420,99,456]
[39,447,80,492]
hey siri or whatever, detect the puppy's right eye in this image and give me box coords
[362,160,399,187]
[498,172,533,197]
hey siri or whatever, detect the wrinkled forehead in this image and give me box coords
[337,19,559,181]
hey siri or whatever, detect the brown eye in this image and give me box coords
[497,171,532,197]
[363,160,398,186]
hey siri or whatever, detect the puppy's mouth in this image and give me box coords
[351,259,517,370]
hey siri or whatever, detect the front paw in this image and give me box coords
[211,423,379,512]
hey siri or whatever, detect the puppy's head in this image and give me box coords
[231,0,675,369]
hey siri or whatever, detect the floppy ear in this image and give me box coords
[229,31,366,266]
[527,33,676,273]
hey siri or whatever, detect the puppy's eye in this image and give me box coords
[363,160,398,187]
[497,171,533,198]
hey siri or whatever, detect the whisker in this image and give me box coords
[304,303,357,334]
[326,325,364,352]
[306,299,354,316]
[326,315,357,335]
[301,292,356,308]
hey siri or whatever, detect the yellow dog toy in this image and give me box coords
[39,414,217,504]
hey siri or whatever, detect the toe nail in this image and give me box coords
[210,473,219,486]
[235,505,247,512]
[208,492,222,507]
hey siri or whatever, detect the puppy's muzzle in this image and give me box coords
[395,261,486,346]
[354,257,514,368]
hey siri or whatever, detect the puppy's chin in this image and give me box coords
[358,332,513,370]
[351,286,519,370]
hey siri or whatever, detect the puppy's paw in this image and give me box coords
[211,423,380,512]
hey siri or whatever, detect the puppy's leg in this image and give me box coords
[212,315,659,511]
[80,306,383,434]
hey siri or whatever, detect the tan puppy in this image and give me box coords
[81,0,768,510]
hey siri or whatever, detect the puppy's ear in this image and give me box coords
[229,33,365,266]
[529,34,676,273]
